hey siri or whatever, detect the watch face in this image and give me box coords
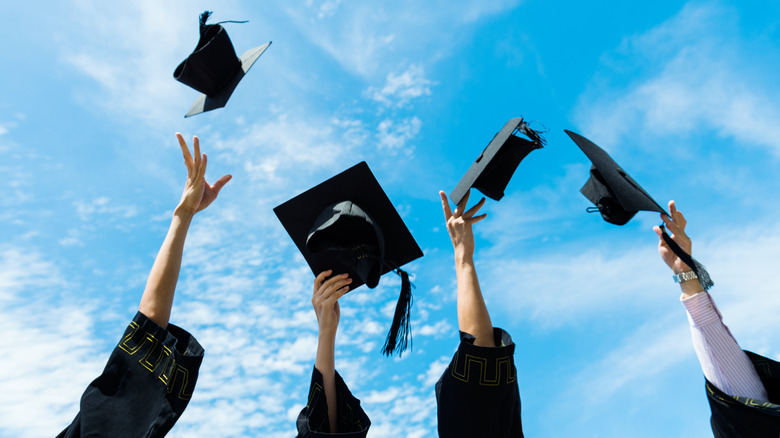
[674,271,697,283]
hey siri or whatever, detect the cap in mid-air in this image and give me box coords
[450,117,545,205]
[174,11,271,117]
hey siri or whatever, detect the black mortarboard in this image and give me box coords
[174,11,271,118]
[274,161,424,356]
[450,117,545,205]
[566,129,713,290]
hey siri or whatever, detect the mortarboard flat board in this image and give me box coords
[450,117,545,205]
[565,129,666,225]
[566,129,714,291]
[174,11,271,118]
[274,161,423,356]
[274,161,423,289]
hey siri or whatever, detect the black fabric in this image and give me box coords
[565,129,666,222]
[173,11,241,97]
[307,201,384,289]
[274,161,423,292]
[450,118,544,205]
[56,312,203,438]
[435,328,524,438]
[296,367,370,438]
[580,164,637,226]
[707,351,780,438]
[472,133,542,202]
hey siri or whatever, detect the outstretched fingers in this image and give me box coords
[439,191,453,221]
[193,136,201,171]
[177,133,194,174]
[454,189,471,218]
[669,200,686,228]
[463,196,486,219]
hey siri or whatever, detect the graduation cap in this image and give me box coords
[274,161,424,356]
[450,117,545,205]
[174,11,271,118]
[565,129,713,291]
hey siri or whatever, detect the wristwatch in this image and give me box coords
[673,270,698,283]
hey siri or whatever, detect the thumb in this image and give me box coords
[212,174,233,193]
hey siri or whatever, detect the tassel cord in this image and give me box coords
[659,224,714,291]
[381,268,414,357]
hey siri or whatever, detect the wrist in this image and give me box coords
[318,327,338,341]
[454,251,474,266]
[679,279,703,298]
[173,205,196,222]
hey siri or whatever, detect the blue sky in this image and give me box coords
[2,1,780,437]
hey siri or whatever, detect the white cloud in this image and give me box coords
[0,247,109,438]
[74,196,138,221]
[61,1,228,127]
[209,112,367,194]
[366,65,434,108]
[417,319,453,338]
[573,2,780,155]
[418,355,451,387]
[376,116,421,156]
[283,0,522,77]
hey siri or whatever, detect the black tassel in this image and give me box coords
[199,10,213,32]
[660,224,714,291]
[382,269,413,357]
[518,120,547,147]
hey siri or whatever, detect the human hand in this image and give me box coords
[440,189,487,260]
[175,133,232,217]
[653,200,692,274]
[312,270,352,338]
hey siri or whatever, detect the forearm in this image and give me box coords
[683,291,768,401]
[455,253,495,347]
[138,208,193,329]
[314,332,338,433]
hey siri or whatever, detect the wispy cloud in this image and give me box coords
[283,0,522,77]
[74,196,138,221]
[366,65,434,108]
[573,2,780,155]
[61,1,240,127]
[0,246,109,438]
[376,116,421,156]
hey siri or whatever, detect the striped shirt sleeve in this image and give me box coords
[682,291,768,401]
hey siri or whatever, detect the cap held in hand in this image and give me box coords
[566,129,713,291]
[274,161,423,356]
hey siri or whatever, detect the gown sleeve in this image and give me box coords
[706,351,780,438]
[56,311,204,438]
[296,367,371,438]
[435,328,524,438]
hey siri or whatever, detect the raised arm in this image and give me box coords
[138,133,231,328]
[653,200,767,401]
[439,189,494,347]
[311,270,352,433]
[652,200,702,298]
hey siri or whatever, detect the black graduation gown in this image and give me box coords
[707,351,780,438]
[435,328,524,438]
[56,311,204,438]
[296,367,371,437]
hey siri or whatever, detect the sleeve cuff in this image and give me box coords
[681,291,722,327]
[450,328,517,387]
[297,367,370,437]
